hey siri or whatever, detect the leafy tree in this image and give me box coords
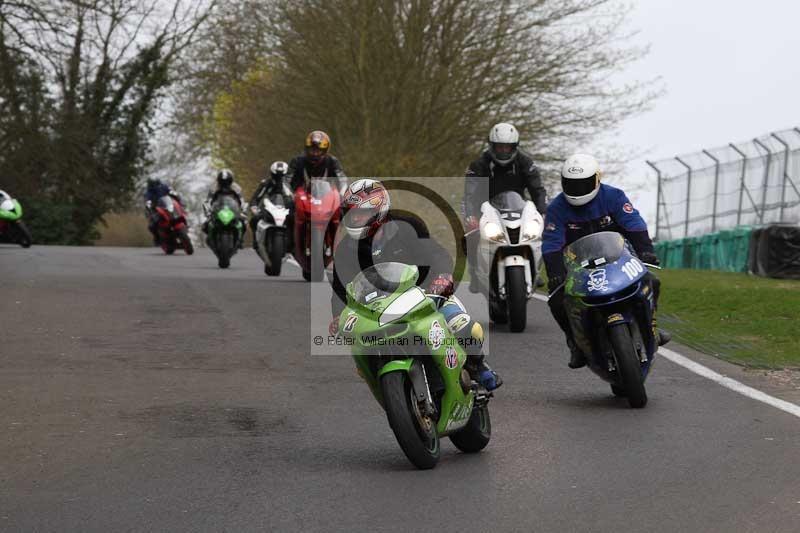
[197,0,657,187]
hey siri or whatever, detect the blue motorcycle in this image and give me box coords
[562,231,658,408]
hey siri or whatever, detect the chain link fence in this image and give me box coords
[647,127,800,240]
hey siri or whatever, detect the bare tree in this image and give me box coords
[0,0,214,243]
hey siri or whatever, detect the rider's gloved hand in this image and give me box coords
[329,315,340,336]
[428,274,454,298]
[640,251,660,266]
[464,216,479,232]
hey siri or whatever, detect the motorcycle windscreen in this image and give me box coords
[214,195,241,215]
[348,262,420,305]
[308,179,332,200]
[564,231,626,269]
[490,191,526,212]
[269,194,285,207]
[156,195,175,213]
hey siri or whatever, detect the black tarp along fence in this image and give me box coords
[654,224,800,279]
[648,128,800,241]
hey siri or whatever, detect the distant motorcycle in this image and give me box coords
[560,231,659,408]
[152,195,193,255]
[254,192,291,276]
[0,190,32,248]
[206,195,244,269]
[471,191,543,332]
[293,178,340,281]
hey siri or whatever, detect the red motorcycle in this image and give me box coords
[153,195,193,255]
[293,178,340,281]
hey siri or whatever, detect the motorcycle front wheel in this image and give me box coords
[608,324,648,408]
[217,232,234,268]
[14,221,32,248]
[506,265,527,332]
[264,230,284,276]
[179,228,194,255]
[381,372,440,470]
[309,227,325,282]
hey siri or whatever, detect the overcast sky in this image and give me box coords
[602,0,800,223]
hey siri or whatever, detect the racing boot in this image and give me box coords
[652,317,671,347]
[466,357,503,391]
[567,338,586,369]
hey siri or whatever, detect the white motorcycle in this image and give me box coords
[254,192,291,276]
[471,191,544,332]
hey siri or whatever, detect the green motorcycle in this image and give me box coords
[0,190,32,248]
[340,262,492,469]
[206,195,244,268]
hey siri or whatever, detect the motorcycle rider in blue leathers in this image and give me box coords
[330,178,502,391]
[143,178,182,245]
[543,154,670,369]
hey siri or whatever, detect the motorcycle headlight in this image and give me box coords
[483,221,506,243]
[522,219,542,241]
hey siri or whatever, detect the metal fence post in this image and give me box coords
[753,138,773,225]
[729,143,751,226]
[771,132,791,222]
[702,150,720,232]
[646,160,662,240]
[675,157,692,238]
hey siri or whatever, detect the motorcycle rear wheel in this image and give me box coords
[449,404,491,453]
[382,372,440,470]
[608,324,648,408]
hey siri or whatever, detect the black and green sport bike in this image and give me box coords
[206,195,244,268]
[339,262,492,469]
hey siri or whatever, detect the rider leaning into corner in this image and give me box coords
[463,122,548,291]
[329,178,503,391]
[542,153,671,369]
[248,161,292,250]
[202,168,248,247]
[143,178,183,246]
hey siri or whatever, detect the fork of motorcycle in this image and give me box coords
[409,361,436,418]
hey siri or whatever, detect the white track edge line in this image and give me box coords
[531,293,800,419]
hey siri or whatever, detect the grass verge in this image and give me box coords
[658,269,799,369]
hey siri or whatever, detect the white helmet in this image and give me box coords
[488,122,519,165]
[561,154,601,206]
[269,160,288,180]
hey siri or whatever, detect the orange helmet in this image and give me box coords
[305,130,331,164]
[341,179,390,240]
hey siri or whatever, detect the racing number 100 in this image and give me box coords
[622,258,644,280]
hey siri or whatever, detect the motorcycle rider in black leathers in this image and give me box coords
[463,123,548,291]
[543,153,670,369]
[330,178,502,391]
[202,169,247,248]
[248,161,292,250]
[288,130,348,195]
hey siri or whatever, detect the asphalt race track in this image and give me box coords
[1,246,799,532]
